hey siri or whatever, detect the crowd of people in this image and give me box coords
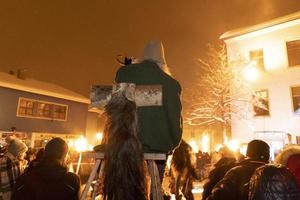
[0,136,80,200]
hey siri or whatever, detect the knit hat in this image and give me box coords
[44,137,68,161]
[246,140,270,162]
[7,138,28,157]
[142,40,167,67]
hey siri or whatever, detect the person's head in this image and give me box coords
[35,148,45,161]
[44,138,68,164]
[6,137,28,159]
[219,146,235,158]
[142,40,171,75]
[246,140,270,162]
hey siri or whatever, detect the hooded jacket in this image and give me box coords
[12,161,80,200]
[275,145,300,186]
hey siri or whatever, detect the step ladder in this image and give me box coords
[80,152,166,200]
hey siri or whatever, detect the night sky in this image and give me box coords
[0,0,299,97]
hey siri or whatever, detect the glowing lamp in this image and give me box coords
[243,66,259,81]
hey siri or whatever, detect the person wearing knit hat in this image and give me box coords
[0,137,28,200]
[7,138,28,158]
[115,39,182,184]
[246,139,270,162]
[207,140,270,200]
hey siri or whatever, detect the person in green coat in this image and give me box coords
[115,40,183,181]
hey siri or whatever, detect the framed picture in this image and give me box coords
[90,83,163,109]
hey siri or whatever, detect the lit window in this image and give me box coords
[287,39,300,67]
[37,102,52,118]
[291,86,300,115]
[253,89,269,116]
[53,105,67,120]
[17,97,68,121]
[18,98,34,116]
[249,49,265,70]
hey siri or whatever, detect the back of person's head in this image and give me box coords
[246,140,270,162]
[35,148,45,161]
[287,154,300,186]
[219,146,235,158]
[248,164,300,200]
[44,138,68,162]
[6,137,28,158]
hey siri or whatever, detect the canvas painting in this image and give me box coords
[90,83,163,109]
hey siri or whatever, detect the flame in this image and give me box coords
[226,139,240,152]
[189,140,199,153]
[74,136,89,152]
[201,134,210,153]
[96,132,103,143]
[214,144,224,152]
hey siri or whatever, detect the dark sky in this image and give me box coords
[0,0,299,97]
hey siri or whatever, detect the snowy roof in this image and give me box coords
[220,11,300,41]
[0,71,90,104]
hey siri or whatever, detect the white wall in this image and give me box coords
[225,22,300,143]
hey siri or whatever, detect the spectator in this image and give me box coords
[26,148,45,173]
[12,138,80,200]
[169,140,198,200]
[202,147,236,199]
[206,139,270,200]
[0,137,28,200]
[275,145,300,186]
[248,164,300,200]
[115,40,182,182]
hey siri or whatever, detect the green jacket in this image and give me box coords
[115,60,182,153]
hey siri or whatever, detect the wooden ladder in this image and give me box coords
[80,152,166,200]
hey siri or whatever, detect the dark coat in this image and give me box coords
[12,161,80,200]
[248,164,300,200]
[206,159,266,200]
[202,157,236,199]
[115,60,182,153]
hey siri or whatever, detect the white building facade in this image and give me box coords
[221,12,300,149]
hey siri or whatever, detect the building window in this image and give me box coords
[53,105,67,120]
[253,89,270,116]
[18,98,34,116]
[17,97,68,121]
[250,49,265,70]
[291,86,300,115]
[287,39,300,67]
[37,102,52,118]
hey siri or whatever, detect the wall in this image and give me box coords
[0,87,88,135]
[225,22,300,143]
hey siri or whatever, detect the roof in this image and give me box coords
[220,11,300,41]
[0,71,90,104]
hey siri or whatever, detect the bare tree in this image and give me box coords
[185,45,260,143]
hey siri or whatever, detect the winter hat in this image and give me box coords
[142,40,167,67]
[7,138,28,157]
[246,140,270,162]
[44,137,68,161]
